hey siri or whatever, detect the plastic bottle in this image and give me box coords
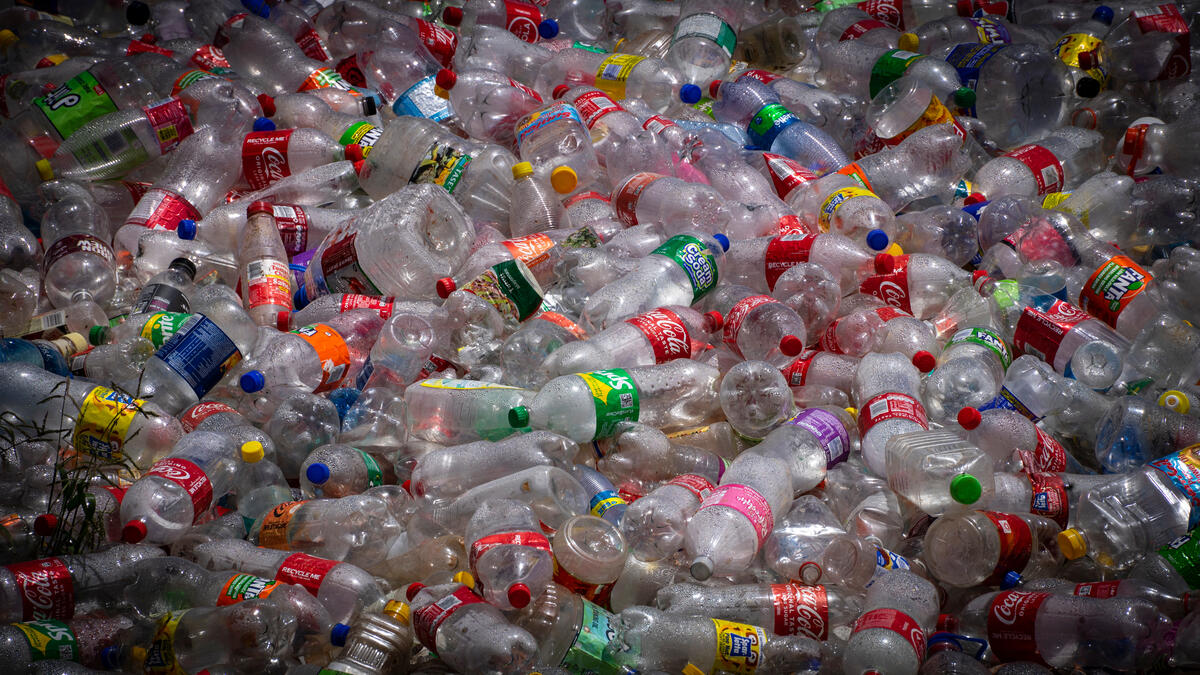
[972,127,1103,200]
[658,581,862,640]
[842,568,939,675]
[237,200,293,327]
[540,305,720,378]
[442,0,559,44]
[405,579,539,673]
[853,351,930,476]
[0,544,164,622]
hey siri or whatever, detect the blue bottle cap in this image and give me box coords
[240,370,266,393]
[176,219,197,240]
[306,462,331,485]
[241,0,271,18]
[253,117,276,132]
[866,229,890,251]
[329,387,360,423]
[292,282,309,310]
[330,623,351,647]
[1093,5,1114,24]
[680,84,702,104]
[1001,571,1022,589]
[712,233,730,251]
[101,646,121,669]
[538,19,559,39]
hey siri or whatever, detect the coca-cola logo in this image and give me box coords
[991,591,1028,626]
[874,279,908,309]
[859,0,902,28]
[630,309,691,361]
[152,463,194,482]
[15,568,58,616]
[1045,300,1089,323]
[259,146,287,184]
[792,586,827,638]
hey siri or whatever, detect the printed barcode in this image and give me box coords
[435,595,462,611]
[272,205,297,219]
[23,310,66,336]
[869,398,890,419]
[1040,164,1059,189]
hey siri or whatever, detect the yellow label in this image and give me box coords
[712,619,766,675]
[666,425,711,439]
[71,387,144,460]
[1055,33,1107,84]
[818,187,875,232]
[143,611,187,675]
[594,54,644,100]
[1040,191,1089,225]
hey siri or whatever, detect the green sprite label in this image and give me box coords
[1158,532,1200,588]
[140,312,193,347]
[12,619,79,662]
[357,448,383,487]
[578,369,640,439]
[869,49,925,98]
[652,235,718,303]
[948,327,1012,369]
[560,599,625,674]
[691,98,716,119]
[460,259,543,322]
[34,71,119,139]
[746,103,798,149]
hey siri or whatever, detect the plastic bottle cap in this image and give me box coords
[0,30,17,50]
[963,193,988,206]
[844,407,857,418]
[442,6,463,25]
[435,68,457,91]
[241,0,271,17]
[88,325,108,346]
[1159,390,1190,414]
[512,161,534,180]
[126,1,151,25]
[912,350,936,372]
[780,335,803,357]
[1001,571,1022,589]
[704,310,723,332]
[957,407,982,430]
[797,561,822,584]
[1057,529,1087,559]
[176,219,197,240]
[385,600,411,624]
[690,556,714,580]
[168,257,197,279]
[712,233,730,251]
[257,94,275,117]
[101,646,121,669]
[240,370,266,393]
[435,277,456,298]
[33,514,57,536]
[1075,76,1101,98]
[405,582,426,600]
[453,571,475,588]
[949,473,983,504]
[552,84,570,100]
[885,243,904,257]
[241,441,264,463]
[330,623,351,647]
[306,462,331,485]
[344,144,364,162]
[953,87,976,109]
[710,80,729,99]
[898,33,920,51]
[252,117,276,132]
[538,19,559,39]
[1093,5,1114,24]
[865,229,890,251]
[122,520,148,543]
[971,269,989,284]
[35,159,53,182]
[679,83,702,104]
[508,583,532,607]
[509,406,530,428]
[550,165,578,194]
[873,252,895,274]
[247,200,274,217]
[360,96,377,117]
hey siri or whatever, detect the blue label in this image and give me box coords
[154,315,241,400]
[516,103,586,149]
[977,386,1041,421]
[391,75,451,122]
[944,43,1007,117]
[1147,448,1200,529]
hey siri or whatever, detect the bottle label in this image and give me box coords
[126,39,175,58]
[1026,471,1068,528]
[818,187,875,233]
[852,609,924,660]
[948,327,1012,369]
[987,591,1052,664]
[841,18,890,40]
[874,547,913,581]
[577,369,640,439]
[746,103,799,150]
[409,141,472,194]
[722,295,778,357]
[242,129,294,190]
[298,67,354,93]
[613,172,663,226]
[869,49,924,98]
[338,294,394,320]
[1147,446,1200,529]
[594,54,645,100]
[944,43,1007,116]
[589,490,626,518]
[155,315,242,400]
[858,392,928,435]
[761,154,817,201]
[338,122,382,156]
[461,260,544,323]
[469,530,551,573]
[502,0,543,42]
[270,204,310,255]
[140,97,194,155]
[1031,428,1068,472]
[133,283,191,316]
[413,586,486,650]
[291,323,351,392]
[1005,145,1064,196]
[502,233,556,269]
[179,401,236,432]
[216,573,281,605]
[319,230,382,296]
[5,558,73,620]
[982,511,1033,585]
[574,90,623,128]
[418,378,519,390]
[879,94,967,146]
[1073,580,1121,598]
[786,408,851,467]
[72,387,144,461]
[246,258,294,310]
[140,312,191,347]
[1130,3,1191,81]
[42,234,114,274]
[171,69,220,96]
[968,16,1012,43]
[642,114,677,135]
[34,71,118,139]
[189,44,231,73]
[770,584,829,639]
[781,349,818,386]
[560,599,623,674]
[651,235,719,303]
[763,235,817,291]
[672,13,737,57]
[626,308,693,363]
[1055,33,1107,83]
[698,485,774,547]
[295,26,330,62]
[148,457,213,517]
[1078,255,1148,328]
[1157,532,1200,588]
[415,19,458,67]
[276,553,339,596]
[125,188,202,232]
[858,0,905,28]
[834,162,875,191]
[394,75,451,121]
[979,386,1041,422]
[711,619,766,675]
[258,500,308,549]
[859,255,913,313]
[1011,299,1090,366]
[516,102,585,150]
[666,473,715,500]
[356,449,383,487]
[12,619,78,662]
[143,611,187,675]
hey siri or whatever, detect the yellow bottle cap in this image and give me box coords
[683,665,706,675]
[453,570,475,589]
[42,53,67,66]
[35,159,54,182]
[898,33,920,52]
[0,30,17,50]
[844,407,858,419]
[240,441,264,463]
[511,161,534,179]
[550,165,578,194]
[60,333,88,354]
[885,242,904,257]
[1159,390,1190,414]
[1057,528,1087,560]
[433,85,449,99]
[384,600,411,624]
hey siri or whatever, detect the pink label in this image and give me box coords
[859,254,912,314]
[148,457,214,517]
[613,173,662,226]
[1131,4,1190,80]
[764,235,816,291]
[1032,428,1067,472]
[723,295,778,357]
[625,308,693,363]
[1026,471,1068,528]
[142,97,194,154]
[294,27,330,62]
[504,1,543,42]
[1074,580,1121,599]
[416,19,458,67]
[271,204,308,256]
[242,130,293,190]
[276,553,339,596]
[413,586,486,649]
[852,608,924,660]
[339,294,395,320]
[841,18,890,40]
[781,350,817,386]
[858,392,928,435]
[857,0,905,28]
[179,401,236,432]
[1005,145,1064,196]
[988,591,1051,664]
[468,530,551,571]
[666,473,715,500]
[983,511,1033,585]
[698,484,774,546]
[1012,299,1090,366]
[6,558,74,620]
[771,583,828,639]
[761,153,816,200]
[574,90,623,128]
[126,188,201,231]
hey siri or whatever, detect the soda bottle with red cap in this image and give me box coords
[406,577,539,673]
[237,200,293,328]
[441,0,560,45]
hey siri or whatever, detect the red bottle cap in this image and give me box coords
[508,583,532,608]
[957,407,982,430]
[780,335,803,357]
[963,192,987,205]
[708,80,723,98]
[33,514,57,536]
[344,144,365,162]
[257,94,275,117]
[435,68,457,91]
[406,582,426,601]
[912,350,936,372]
[436,278,456,298]
[873,252,895,274]
[442,7,463,25]
[704,310,723,332]
[122,520,148,543]
[553,84,570,100]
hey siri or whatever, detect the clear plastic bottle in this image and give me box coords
[972,127,1103,200]
[0,543,164,622]
[540,305,720,378]
[842,568,939,675]
[657,582,863,640]
[853,351,930,476]
[924,510,1063,587]
[405,579,538,673]
[237,201,293,327]
[664,0,744,85]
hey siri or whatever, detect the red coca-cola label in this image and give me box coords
[468,531,551,571]
[179,401,237,432]
[841,18,891,40]
[275,553,339,596]
[1026,471,1068,528]
[563,190,610,209]
[613,173,662,226]
[858,392,928,435]
[771,583,829,639]
[1074,580,1121,598]
[1131,4,1190,80]
[416,19,458,67]
[189,44,230,72]
[857,0,905,29]
[339,294,395,320]
[126,39,175,57]
[126,188,201,231]
[43,234,114,273]
[723,295,778,357]
[6,558,74,620]
[625,308,693,363]
[982,511,1033,585]
[415,354,458,381]
[294,27,330,62]
[242,130,293,190]
[987,591,1051,664]
[213,13,248,48]
[762,153,816,200]
[775,215,811,236]
[504,1,543,42]
[1032,427,1067,472]
[553,560,614,608]
[642,114,676,135]
[122,181,151,203]
[666,473,715,500]
[854,129,890,159]
[782,350,818,386]
[413,586,486,649]
[859,255,912,314]
[147,457,213,517]
[819,306,910,353]
[852,608,924,660]
[574,90,623,128]
[1004,145,1064,196]
[335,54,366,87]
[1011,299,1090,366]
[764,235,817,291]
